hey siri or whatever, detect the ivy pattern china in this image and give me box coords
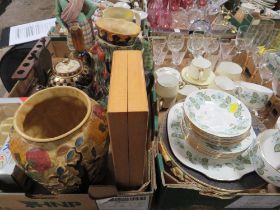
[235,81,273,110]
[180,118,254,158]
[249,129,280,187]
[184,89,251,138]
[169,103,255,181]
[203,128,254,154]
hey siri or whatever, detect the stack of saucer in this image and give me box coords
[182,89,253,160]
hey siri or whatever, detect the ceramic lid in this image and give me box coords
[55,59,81,76]
[96,18,141,36]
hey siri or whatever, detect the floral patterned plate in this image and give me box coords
[184,89,251,138]
[168,103,255,181]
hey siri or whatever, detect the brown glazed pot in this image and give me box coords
[9,86,109,193]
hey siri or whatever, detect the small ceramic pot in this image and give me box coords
[216,61,242,81]
[10,87,109,193]
[250,129,280,187]
[235,81,273,110]
[48,58,91,87]
[189,57,212,81]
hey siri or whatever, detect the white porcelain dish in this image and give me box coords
[184,89,252,138]
[168,103,255,181]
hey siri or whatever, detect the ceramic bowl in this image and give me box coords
[184,89,252,139]
[250,129,280,187]
[236,81,273,110]
[216,61,242,81]
[95,18,141,46]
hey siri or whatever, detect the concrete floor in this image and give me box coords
[0,0,54,30]
[0,0,55,95]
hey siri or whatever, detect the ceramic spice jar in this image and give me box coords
[9,86,109,193]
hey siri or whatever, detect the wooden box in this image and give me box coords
[107,50,149,188]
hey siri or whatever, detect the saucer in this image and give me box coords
[168,103,255,181]
[181,66,215,87]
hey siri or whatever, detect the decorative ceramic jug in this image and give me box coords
[9,86,109,194]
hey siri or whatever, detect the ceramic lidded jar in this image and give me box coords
[9,86,109,193]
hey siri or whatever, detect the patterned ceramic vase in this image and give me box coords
[9,86,109,194]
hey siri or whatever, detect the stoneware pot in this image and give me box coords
[9,86,109,194]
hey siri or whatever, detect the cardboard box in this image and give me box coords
[0,142,155,210]
[155,153,280,209]
[0,97,26,192]
[108,50,149,188]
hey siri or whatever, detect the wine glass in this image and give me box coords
[167,32,185,52]
[187,32,204,58]
[258,62,273,86]
[235,25,249,54]
[204,34,220,56]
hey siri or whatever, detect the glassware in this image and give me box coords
[170,0,181,11]
[219,39,235,61]
[153,50,168,66]
[180,0,193,8]
[167,32,185,52]
[187,32,204,58]
[158,9,172,29]
[235,25,249,54]
[171,49,187,65]
[152,37,167,55]
[171,8,188,29]
[186,6,204,30]
[189,19,211,33]
[258,62,273,85]
[204,34,219,56]
[272,70,280,97]
[147,0,164,28]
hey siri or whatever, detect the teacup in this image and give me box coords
[155,74,179,98]
[235,81,273,110]
[155,74,180,108]
[188,57,212,82]
[250,129,280,187]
